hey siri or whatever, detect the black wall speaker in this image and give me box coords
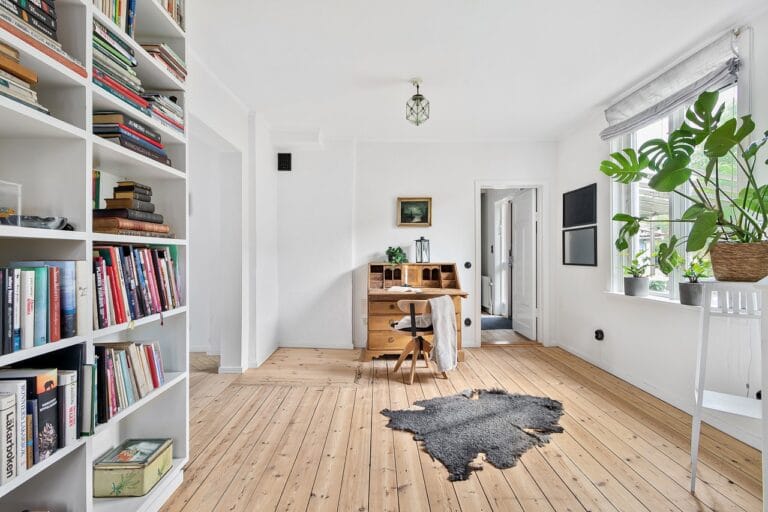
[277,153,292,171]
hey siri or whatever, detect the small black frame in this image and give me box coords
[562,226,597,266]
[563,183,597,228]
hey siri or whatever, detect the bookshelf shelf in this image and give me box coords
[92,306,188,338]
[91,232,187,246]
[93,371,186,437]
[0,28,88,87]
[91,8,186,91]
[0,438,88,500]
[93,136,186,180]
[0,336,87,367]
[134,0,185,41]
[92,86,187,144]
[93,456,188,512]
[0,1,189,509]
[0,95,87,138]
[0,226,88,241]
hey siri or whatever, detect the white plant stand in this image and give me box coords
[690,280,767,508]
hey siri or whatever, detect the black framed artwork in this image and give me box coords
[563,226,597,266]
[563,183,597,228]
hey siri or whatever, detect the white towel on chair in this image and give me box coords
[429,295,457,372]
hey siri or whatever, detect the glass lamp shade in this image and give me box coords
[406,93,430,126]
[415,237,430,263]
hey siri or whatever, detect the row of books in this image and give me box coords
[157,0,183,31]
[94,341,165,424]
[0,261,89,355]
[0,367,78,483]
[92,244,182,330]
[93,179,173,238]
[0,0,86,78]
[0,340,167,485]
[0,40,46,113]
[141,42,185,83]
[94,111,172,166]
[93,0,136,37]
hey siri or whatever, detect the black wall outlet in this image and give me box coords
[594,329,604,341]
[464,318,472,327]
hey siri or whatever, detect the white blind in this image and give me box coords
[600,32,740,141]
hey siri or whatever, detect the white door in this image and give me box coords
[512,189,537,340]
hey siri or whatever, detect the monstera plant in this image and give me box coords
[601,90,768,282]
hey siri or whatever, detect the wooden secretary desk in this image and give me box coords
[364,262,468,361]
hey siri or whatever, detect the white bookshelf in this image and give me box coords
[0,1,189,511]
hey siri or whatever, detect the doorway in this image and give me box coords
[479,187,539,346]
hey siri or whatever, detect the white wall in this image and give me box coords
[549,9,768,446]
[276,140,356,348]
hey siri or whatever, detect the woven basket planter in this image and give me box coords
[710,242,768,282]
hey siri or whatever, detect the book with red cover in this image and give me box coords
[141,249,161,313]
[93,217,170,233]
[93,68,148,108]
[115,123,163,149]
[94,248,125,324]
[145,345,159,388]
[104,349,117,417]
[47,266,60,342]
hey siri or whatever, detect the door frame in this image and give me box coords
[474,180,549,346]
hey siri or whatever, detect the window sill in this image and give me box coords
[604,290,702,309]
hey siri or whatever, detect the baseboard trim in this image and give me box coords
[218,366,246,374]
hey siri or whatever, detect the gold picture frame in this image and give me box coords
[397,197,432,227]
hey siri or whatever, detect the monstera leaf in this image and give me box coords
[686,210,719,252]
[743,130,768,161]
[639,130,695,172]
[613,213,642,251]
[705,115,756,159]
[600,149,649,184]
[737,185,768,213]
[656,235,684,275]
[681,90,724,144]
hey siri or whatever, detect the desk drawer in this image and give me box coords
[369,315,408,331]
[369,301,402,315]
[367,332,434,351]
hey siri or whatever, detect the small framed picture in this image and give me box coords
[563,226,597,266]
[397,197,432,227]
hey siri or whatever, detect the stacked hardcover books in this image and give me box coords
[91,244,182,330]
[92,19,150,115]
[93,180,173,237]
[141,43,185,83]
[0,40,45,112]
[0,0,85,77]
[93,111,172,166]
[0,261,89,354]
[94,342,166,424]
[142,92,184,134]
[92,0,136,37]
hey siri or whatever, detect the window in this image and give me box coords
[611,85,739,299]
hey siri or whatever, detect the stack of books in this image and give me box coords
[0,40,45,113]
[157,0,184,31]
[141,43,186,83]
[92,19,150,115]
[91,244,182,330]
[92,0,136,37]
[94,342,166,424]
[92,180,173,237]
[0,261,89,354]
[93,111,171,166]
[142,92,184,134]
[0,0,85,78]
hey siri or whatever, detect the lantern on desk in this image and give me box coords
[415,236,430,263]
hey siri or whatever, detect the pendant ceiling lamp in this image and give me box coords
[406,79,430,126]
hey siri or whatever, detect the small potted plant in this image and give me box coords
[679,257,711,306]
[623,251,650,297]
[385,246,408,264]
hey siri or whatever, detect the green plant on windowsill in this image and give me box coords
[386,246,408,264]
[657,252,711,306]
[622,251,651,297]
[601,90,768,282]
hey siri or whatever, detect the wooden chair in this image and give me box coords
[391,299,446,384]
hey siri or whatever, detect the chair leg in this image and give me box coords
[441,371,447,379]
[408,345,418,385]
[394,340,416,372]
[422,351,431,369]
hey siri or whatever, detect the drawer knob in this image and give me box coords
[389,304,395,309]
[388,337,395,343]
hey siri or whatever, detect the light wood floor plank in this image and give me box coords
[162,348,763,512]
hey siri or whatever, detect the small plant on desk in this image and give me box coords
[386,246,408,264]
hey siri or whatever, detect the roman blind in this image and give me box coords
[599,31,741,141]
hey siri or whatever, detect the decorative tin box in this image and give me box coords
[93,438,173,497]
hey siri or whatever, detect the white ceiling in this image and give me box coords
[190,0,766,141]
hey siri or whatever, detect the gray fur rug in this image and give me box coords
[381,389,564,481]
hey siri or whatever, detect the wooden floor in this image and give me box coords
[164,347,762,512]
